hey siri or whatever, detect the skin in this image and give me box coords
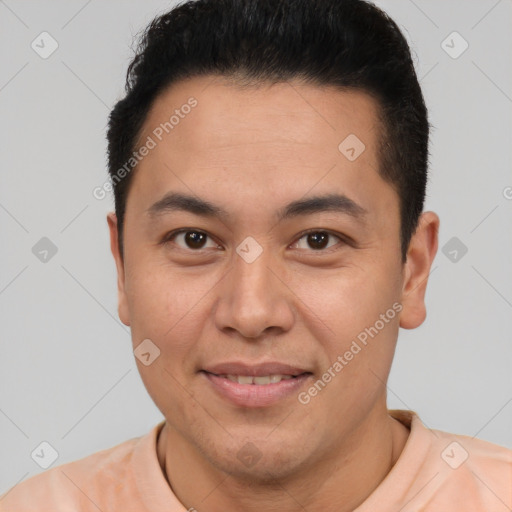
[107,75,439,512]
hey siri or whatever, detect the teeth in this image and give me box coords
[223,374,295,385]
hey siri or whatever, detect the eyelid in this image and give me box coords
[291,229,346,252]
[162,227,350,253]
[162,228,221,250]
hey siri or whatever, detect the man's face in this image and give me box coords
[108,76,430,479]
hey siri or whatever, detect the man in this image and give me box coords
[1,0,510,510]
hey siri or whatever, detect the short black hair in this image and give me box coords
[107,0,430,263]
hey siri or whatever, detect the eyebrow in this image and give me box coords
[146,191,368,223]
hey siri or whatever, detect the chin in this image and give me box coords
[203,436,314,485]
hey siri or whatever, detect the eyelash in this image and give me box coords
[161,228,348,254]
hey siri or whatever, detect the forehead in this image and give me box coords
[140,75,382,158]
[128,75,397,229]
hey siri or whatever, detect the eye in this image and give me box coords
[163,229,220,251]
[292,230,343,251]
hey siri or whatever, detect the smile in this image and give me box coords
[219,374,296,385]
[202,371,312,407]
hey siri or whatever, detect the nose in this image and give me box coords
[213,246,295,339]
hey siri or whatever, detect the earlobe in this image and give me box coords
[399,211,440,330]
[107,212,131,327]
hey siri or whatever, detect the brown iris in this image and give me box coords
[306,232,330,250]
[184,231,207,249]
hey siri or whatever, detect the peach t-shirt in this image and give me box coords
[1,410,511,511]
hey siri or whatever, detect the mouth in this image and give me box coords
[202,361,311,378]
[203,372,307,385]
[200,370,313,407]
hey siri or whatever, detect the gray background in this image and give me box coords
[1,0,511,495]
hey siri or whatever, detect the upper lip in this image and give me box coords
[203,361,311,377]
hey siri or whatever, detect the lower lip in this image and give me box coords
[202,371,312,408]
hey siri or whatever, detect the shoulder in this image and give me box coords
[0,431,146,511]
[433,428,512,488]
[418,416,511,509]
[387,410,512,511]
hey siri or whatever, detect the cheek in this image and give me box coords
[294,267,401,422]
[125,265,208,409]
[298,263,398,324]
[290,260,401,362]
[124,257,218,358]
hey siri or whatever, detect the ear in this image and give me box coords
[399,211,440,330]
[107,212,131,326]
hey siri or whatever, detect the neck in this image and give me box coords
[156,405,410,512]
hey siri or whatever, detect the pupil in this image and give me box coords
[186,231,206,249]
[308,232,328,250]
